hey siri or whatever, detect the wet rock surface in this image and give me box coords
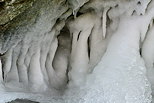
[7,99,39,103]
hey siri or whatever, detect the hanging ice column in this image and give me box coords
[0,59,2,82]
[67,12,109,87]
[88,7,110,72]
[68,13,95,87]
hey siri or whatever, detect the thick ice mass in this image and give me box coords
[0,0,154,103]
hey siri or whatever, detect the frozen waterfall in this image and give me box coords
[0,0,154,103]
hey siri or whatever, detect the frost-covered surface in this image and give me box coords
[1,0,154,103]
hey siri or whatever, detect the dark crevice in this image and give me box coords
[137,1,141,5]
[106,11,111,29]
[0,51,7,80]
[66,63,70,84]
[77,31,81,41]
[0,53,5,56]
[132,10,137,16]
[76,12,84,17]
[87,36,90,59]
[0,1,5,11]
[87,26,94,59]
[139,48,142,56]
[115,4,119,8]
[1,58,4,80]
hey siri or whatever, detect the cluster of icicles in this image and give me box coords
[1,0,154,102]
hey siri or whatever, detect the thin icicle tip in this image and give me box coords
[102,7,110,38]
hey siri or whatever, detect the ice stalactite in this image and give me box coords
[68,0,89,17]
[0,58,2,82]
[1,49,12,83]
[6,45,20,83]
[102,7,110,38]
[45,38,59,89]
[88,13,108,73]
[28,47,46,91]
[67,12,109,87]
[52,26,71,89]
[17,41,30,84]
[68,13,95,87]
[45,20,70,90]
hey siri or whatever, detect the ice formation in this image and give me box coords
[1,0,154,103]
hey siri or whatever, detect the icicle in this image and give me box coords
[0,59,3,82]
[102,7,110,38]
[72,3,79,18]
[6,46,20,83]
[73,9,77,18]
[45,38,60,88]
[28,48,46,91]
[72,0,89,18]
[68,13,96,87]
[2,49,12,82]
[17,43,29,84]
